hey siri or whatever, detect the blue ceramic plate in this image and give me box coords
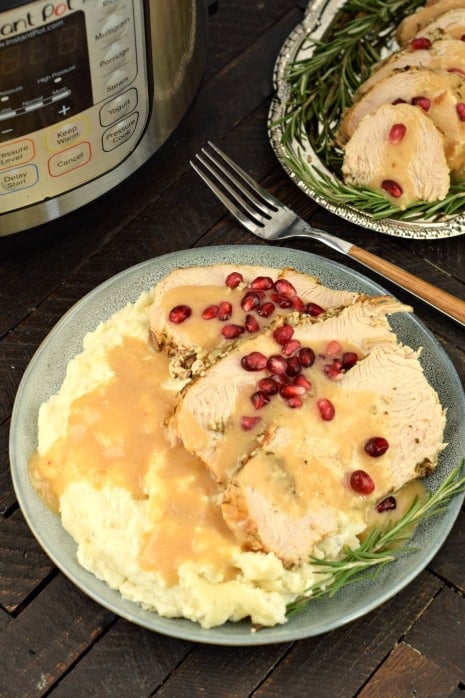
[9,245,465,645]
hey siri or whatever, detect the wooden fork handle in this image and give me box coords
[348,244,465,328]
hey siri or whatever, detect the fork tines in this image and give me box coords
[190,142,276,230]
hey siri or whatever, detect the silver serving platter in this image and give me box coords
[268,0,465,239]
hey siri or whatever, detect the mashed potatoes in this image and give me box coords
[29,287,365,629]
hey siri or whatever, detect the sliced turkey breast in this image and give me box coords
[174,296,412,485]
[356,38,465,97]
[174,295,445,566]
[221,342,446,566]
[337,68,465,174]
[342,103,450,207]
[415,8,465,40]
[149,264,362,380]
[396,0,465,46]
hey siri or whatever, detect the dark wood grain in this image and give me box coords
[0,421,14,516]
[0,575,115,697]
[1,0,465,696]
[0,509,55,613]
[405,586,465,680]
[50,620,193,698]
[429,511,465,591]
[358,642,459,697]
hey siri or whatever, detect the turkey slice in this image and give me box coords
[149,264,362,380]
[397,0,465,46]
[221,342,446,566]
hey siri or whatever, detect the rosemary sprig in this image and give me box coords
[280,0,424,151]
[274,0,465,223]
[284,148,465,221]
[286,461,465,617]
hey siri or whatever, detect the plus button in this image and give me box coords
[58,105,71,117]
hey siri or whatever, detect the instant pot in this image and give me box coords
[0,0,209,236]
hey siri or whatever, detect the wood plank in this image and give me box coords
[50,619,193,697]
[0,420,15,516]
[204,0,299,79]
[0,508,55,613]
[405,586,465,681]
[429,510,465,592]
[154,641,291,698]
[358,642,458,697]
[0,574,114,697]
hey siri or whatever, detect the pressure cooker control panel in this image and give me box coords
[0,0,150,214]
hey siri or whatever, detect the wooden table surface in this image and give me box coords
[1,1,465,695]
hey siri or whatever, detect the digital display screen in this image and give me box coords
[0,12,92,142]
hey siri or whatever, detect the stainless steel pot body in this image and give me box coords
[0,0,208,236]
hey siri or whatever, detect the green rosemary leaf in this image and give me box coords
[286,461,465,618]
[282,146,465,222]
[275,0,465,222]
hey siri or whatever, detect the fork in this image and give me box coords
[191,142,465,329]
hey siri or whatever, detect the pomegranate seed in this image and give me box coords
[381,179,403,198]
[245,314,260,333]
[293,374,312,391]
[411,96,431,112]
[282,339,301,356]
[323,359,343,380]
[388,123,407,144]
[272,324,294,345]
[274,279,297,296]
[291,296,305,312]
[280,383,306,398]
[241,291,261,312]
[201,304,219,320]
[326,340,342,356]
[286,356,302,376]
[277,373,291,385]
[286,396,303,408]
[376,496,397,513]
[364,436,389,457]
[317,398,335,421]
[271,293,293,308]
[456,103,465,121]
[257,377,279,395]
[349,469,375,495]
[267,354,288,375]
[303,302,325,317]
[250,276,274,290]
[250,390,270,409]
[257,302,275,317]
[218,301,233,320]
[169,305,192,323]
[225,271,243,288]
[221,324,244,339]
[241,351,267,371]
[240,415,262,431]
[341,351,358,370]
[410,36,431,50]
[299,347,315,367]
